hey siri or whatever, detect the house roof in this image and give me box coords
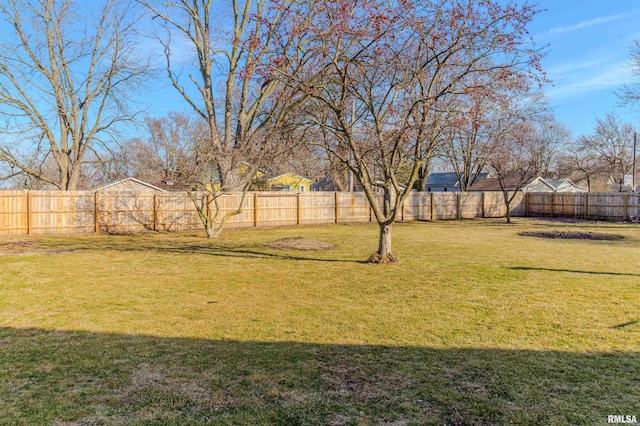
[267,173,312,183]
[468,177,519,191]
[468,176,587,192]
[310,175,365,191]
[546,178,587,192]
[523,177,555,192]
[425,172,460,186]
[92,177,167,193]
[311,175,336,191]
[545,178,567,188]
[426,172,488,187]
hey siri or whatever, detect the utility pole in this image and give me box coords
[634,132,637,192]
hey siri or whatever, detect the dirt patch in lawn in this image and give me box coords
[0,239,38,251]
[264,237,337,250]
[519,231,625,241]
[0,239,75,256]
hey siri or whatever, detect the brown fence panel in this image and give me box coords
[403,192,432,221]
[1,189,636,236]
[29,190,94,235]
[300,192,337,225]
[0,191,28,235]
[337,192,370,223]
[431,193,457,220]
[156,193,201,232]
[459,193,483,218]
[256,192,298,227]
[96,192,155,233]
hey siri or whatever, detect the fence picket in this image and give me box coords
[0,190,635,236]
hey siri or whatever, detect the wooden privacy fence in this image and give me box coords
[0,190,526,236]
[526,192,640,221]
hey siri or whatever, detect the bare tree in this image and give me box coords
[556,148,602,192]
[442,88,513,191]
[617,39,640,111]
[529,116,570,178]
[286,0,544,262]
[138,0,310,237]
[578,112,635,191]
[0,0,150,190]
[487,119,539,224]
[94,112,200,187]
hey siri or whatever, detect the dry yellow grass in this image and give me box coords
[0,218,638,424]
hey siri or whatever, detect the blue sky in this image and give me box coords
[528,0,640,137]
[145,1,640,140]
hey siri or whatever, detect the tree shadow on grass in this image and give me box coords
[0,327,637,425]
[508,266,640,277]
[41,237,367,264]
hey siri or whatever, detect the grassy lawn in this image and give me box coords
[0,218,638,425]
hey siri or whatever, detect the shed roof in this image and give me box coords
[92,177,167,193]
[426,172,488,187]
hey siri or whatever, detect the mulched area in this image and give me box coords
[519,231,625,241]
[264,237,337,250]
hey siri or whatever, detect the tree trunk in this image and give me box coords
[501,189,512,224]
[217,157,243,192]
[368,222,398,263]
[204,221,215,238]
[416,162,429,192]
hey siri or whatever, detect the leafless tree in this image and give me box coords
[556,148,602,192]
[442,88,513,191]
[0,0,151,190]
[529,116,570,178]
[616,39,640,111]
[578,112,636,191]
[93,112,200,187]
[138,0,310,237]
[487,119,539,224]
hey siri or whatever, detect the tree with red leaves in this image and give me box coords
[285,0,546,262]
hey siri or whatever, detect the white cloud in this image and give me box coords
[546,61,634,99]
[547,14,629,35]
[545,59,607,77]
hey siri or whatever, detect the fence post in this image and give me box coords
[456,192,461,219]
[335,192,339,223]
[430,192,434,221]
[550,193,555,218]
[296,193,301,225]
[254,192,259,227]
[94,192,100,233]
[524,193,529,217]
[153,194,158,231]
[481,192,485,218]
[624,193,629,221]
[26,190,31,235]
[584,193,589,220]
